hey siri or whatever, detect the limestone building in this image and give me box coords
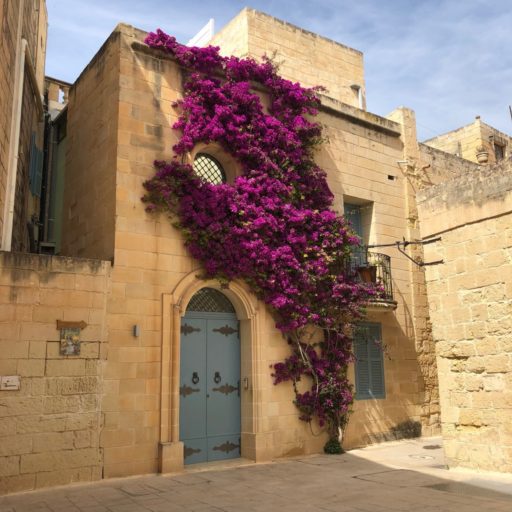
[0,0,48,254]
[418,145,512,473]
[424,115,511,166]
[0,5,509,494]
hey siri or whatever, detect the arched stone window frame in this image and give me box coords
[188,143,241,184]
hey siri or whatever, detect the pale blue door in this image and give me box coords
[180,288,241,464]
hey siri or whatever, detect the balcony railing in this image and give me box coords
[349,248,395,305]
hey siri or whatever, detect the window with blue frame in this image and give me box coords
[344,202,368,268]
[343,202,363,240]
[354,322,385,400]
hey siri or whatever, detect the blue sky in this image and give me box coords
[46,0,512,140]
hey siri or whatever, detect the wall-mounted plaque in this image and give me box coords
[60,327,81,355]
[57,320,87,356]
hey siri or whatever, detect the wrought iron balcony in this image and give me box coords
[350,248,396,308]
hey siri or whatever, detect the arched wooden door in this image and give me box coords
[180,288,241,464]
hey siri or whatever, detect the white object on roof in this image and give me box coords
[187,18,215,47]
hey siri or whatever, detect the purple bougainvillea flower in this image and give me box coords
[142,29,377,437]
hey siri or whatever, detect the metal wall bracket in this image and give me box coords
[368,237,444,267]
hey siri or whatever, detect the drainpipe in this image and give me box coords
[39,90,51,245]
[1,0,26,251]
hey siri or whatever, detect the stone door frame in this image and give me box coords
[158,270,269,472]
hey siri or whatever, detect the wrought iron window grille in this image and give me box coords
[187,287,235,313]
[193,153,226,184]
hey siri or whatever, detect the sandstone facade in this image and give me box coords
[417,160,512,473]
[211,8,366,109]
[62,23,438,479]
[0,0,47,253]
[0,252,110,494]
[3,5,510,494]
[424,116,511,166]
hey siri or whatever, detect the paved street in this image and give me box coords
[1,438,512,512]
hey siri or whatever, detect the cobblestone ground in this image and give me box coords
[1,451,511,512]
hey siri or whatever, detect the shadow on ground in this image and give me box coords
[0,448,511,512]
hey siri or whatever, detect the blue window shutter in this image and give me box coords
[370,359,385,398]
[354,336,370,399]
[355,322,385,400]
[366,323,382,358]
[344,203,363,239]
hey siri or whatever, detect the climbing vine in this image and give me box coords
[142,29,378,448]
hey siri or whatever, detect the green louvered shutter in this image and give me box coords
[28,133,37,191]
[355,323,385,400]
[28,132,43,197]
[354,333,370,399]
[366,323,385,398]
[344,202,366,269]
[34,145,43,197]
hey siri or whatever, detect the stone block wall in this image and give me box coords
[0,252,110,493]
[98,25,439,475]
[208,8,249,58]
[0,1,19,240]
[11,71,41,253]
[101,26,183,478]
[1,20,441,489]
[418,159,512,472]
[20,0,47,93]
[60,30,121,261]
[0,0,47,252]
[212,8,366,108]
[423,118,481,160]
[385,107,441,436]
[423,117,511,166]
[418,143,481,188]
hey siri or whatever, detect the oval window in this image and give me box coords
[193,153,226,184]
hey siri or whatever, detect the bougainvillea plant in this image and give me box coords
[142,29,379,448]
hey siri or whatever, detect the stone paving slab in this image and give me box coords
[1,439,512,512]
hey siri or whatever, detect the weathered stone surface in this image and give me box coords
[0,253,108,494]
[424,116,512,167]
[0,456,20,477]
[20,448,101,474]
[419,157,512,473]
